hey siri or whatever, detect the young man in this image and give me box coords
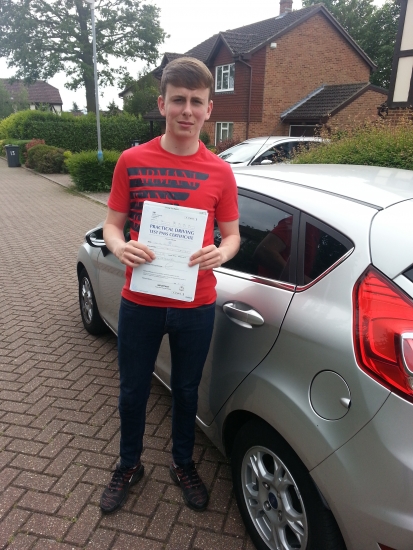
[100,57,240,514]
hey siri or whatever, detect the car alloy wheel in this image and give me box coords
[241,444,307,550]
[80,276,94,324]
[78,268,107,335]
[231,420,345,550]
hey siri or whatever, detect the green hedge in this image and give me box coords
[0,110,159,152]
[65,150,121,192]
[292,117,413,170]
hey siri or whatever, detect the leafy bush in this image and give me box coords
[0,110,159,152]
[215,138,239,155]
[65,150,121,192]
[24,138,46,160]
[0,110,48,140]
[292,114,413,170]
[26,144,66,173]
[199,130,211,146]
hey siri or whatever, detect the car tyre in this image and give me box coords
[231,420,346,550]
[78,268,108,335]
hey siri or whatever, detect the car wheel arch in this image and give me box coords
[223,409,334,512]
[230,417,346,550]
[77,261,86,279]
[222,409,262,457]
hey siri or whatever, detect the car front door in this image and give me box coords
[95,225,128,332]
[155,190,300,425]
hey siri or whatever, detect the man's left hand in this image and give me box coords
[189,245,224,270]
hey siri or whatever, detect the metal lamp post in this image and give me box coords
[85,0,103,162]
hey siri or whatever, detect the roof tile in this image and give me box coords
[0,79,62,105]
[281,83,374,119]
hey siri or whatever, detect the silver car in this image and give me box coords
[77,164,413,550]
[218,136,323,167]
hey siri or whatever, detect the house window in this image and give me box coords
[289,125,318,137]
[216,122,233,144]
[215,64,235,92]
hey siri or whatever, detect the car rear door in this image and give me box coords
[155,189,300,425]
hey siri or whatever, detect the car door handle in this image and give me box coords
[223,302,264,329]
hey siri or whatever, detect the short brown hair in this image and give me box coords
[160,57,214,100]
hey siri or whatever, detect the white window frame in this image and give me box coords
[215,122,233,144]
[215,64,235,92]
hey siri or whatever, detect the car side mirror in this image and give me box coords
[85,227,105,248]
[85,227,110,256]
[260,159,273,165]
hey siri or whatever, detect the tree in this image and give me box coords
[302,0,400,89]
[0,82,14,119]
[0,0,167,113]
[36,102,52,112]
[0,81,29,119]
[123,72,159,117]
[364,1,400,89]
[106,99,121,116]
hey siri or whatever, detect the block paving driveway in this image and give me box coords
[0,159,254,550]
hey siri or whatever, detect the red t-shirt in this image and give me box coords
[108,137,239,308]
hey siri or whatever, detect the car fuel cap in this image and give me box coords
[310,371,351,420]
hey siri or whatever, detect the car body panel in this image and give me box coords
[311,392,413,550]
[234,172,377,241]
[158,273,296,426]
[394,273,413,300]
[77,244,101,301]
[96,251,125,331]
[371,198,413,279]
[205,255,390,469]
[235,164,413,209]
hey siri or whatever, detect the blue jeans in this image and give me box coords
[117,297,216,468]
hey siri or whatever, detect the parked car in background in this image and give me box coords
[77,164,413,550]
[218,136,323,167]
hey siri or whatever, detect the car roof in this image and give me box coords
[237,136,320,145]
[232,164,413,209]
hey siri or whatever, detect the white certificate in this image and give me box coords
[130,201,208,301]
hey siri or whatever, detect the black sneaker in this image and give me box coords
[100,462,144,514]
[170,461,209,511]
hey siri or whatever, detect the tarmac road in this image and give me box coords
[0,158,254,550]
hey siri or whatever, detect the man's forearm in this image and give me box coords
[218,234,241,265]
[103,224,126,260]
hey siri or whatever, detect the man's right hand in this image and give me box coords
[114,240,156,267]
[103,208,155,268]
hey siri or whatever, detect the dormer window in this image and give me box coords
[215,64,235,92]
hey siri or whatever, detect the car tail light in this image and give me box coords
[353,266,413,398]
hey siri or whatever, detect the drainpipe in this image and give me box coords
[238,57,252,140]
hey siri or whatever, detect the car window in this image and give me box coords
[252,142,311,165]
[298,215,353,285]
[124,219,131,241]
[219,141,268,164]
[217,194,298,284]
[404,265,413,283]
[251,143,291,165]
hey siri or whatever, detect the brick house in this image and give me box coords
[139,0,387,144]
[0,79,63,113]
